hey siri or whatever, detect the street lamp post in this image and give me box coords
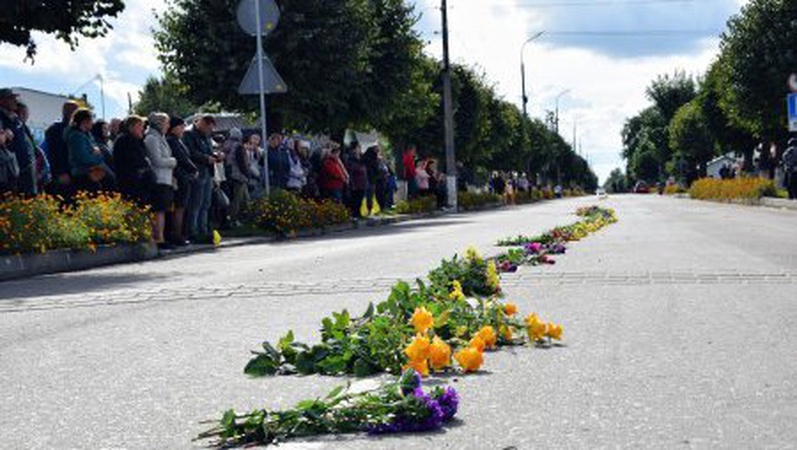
[554,88,570,134]
[520,31,545,117]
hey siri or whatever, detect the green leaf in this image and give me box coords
[244,353,279,376]
[278,331,295,352]
[353,358,375,377]
[261,341,281,362]
[324,384,346,400]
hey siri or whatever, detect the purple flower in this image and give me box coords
[435,387,459,421]
[400,370,422,395]
[524,242,543,255]
[368,387,448,434]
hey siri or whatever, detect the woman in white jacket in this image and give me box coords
[144,112,177,248]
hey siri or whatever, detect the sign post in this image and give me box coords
[237,0,285,197]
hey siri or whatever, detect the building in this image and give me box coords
[10,87,74,144]
[706,153,737,179]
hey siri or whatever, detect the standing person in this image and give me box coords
[90,119,116,189]
[109,118,122,142]
[385,165,397,209]
[113,115,154,207]
[402,145,418,199]
[166,116,197,245]
[143,112,177,248]
[286,139,307,194]
[0,123,19,193]
[184,115,218,239]
[320,145,348,203]
[363,145,388,212]
[783,138,797,200]
[228,128,258,225]
[415,159,430,196]
[66,108,106,193]
[267,133,291,191]
[45,100,80,199]
[16,102,51,193]
[0,89,37,195]
[346,142,368,218]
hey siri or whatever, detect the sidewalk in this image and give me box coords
[0,202,509,282]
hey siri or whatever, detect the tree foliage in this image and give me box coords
[0,0,125,60]
[718,0,797,138]
[134,75,199,118]
[669,99,715,177]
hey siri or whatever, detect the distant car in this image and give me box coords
[633,181,650,193]
[595,188,607,197]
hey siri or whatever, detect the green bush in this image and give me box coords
[247,191,351,235]
[458,191,501,211]
[395,196,437,214]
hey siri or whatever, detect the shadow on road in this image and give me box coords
[0,272,170,301]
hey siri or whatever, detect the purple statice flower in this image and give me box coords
[498,260,518,273]
[435,387,459,421]
[368,388,446,434]
[524,242,543,255]
[545,243,567,255]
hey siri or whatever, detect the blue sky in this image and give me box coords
[0,0,746,182]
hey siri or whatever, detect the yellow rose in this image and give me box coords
[454,346,484,373]
[476,326,497,349]
[503,302,518,316]
[404,334,431,361]
[525,313,546,342]
[464,246,483,263]
[428,336,452,371]
[546,322,563,341]
[409,306,434,334]
[468,335,486,353]
[403,358,429,377]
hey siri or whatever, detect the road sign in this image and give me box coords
[238,56,287,95]
[237,0,280,37]
[788,93,797,132]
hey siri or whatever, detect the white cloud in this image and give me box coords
[419,0,732,182]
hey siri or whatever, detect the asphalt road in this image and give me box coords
[1,195,796,449]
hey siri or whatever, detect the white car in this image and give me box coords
[595,188,608,197]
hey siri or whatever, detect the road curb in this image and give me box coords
[0,243,158,282]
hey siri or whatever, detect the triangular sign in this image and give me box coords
[238,56,288,95]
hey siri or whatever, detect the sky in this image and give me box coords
[0,0,748,182]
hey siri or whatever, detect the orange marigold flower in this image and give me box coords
[476,326,497,349]
[402,358,429,377]
[428,336,452,371]
[503,302,518,316]
[454,346,484,373]
[404,334,431,361]
[409,306,434,334]
[468,335,486,353]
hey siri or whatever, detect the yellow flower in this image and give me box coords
[476,326,497,349]
[464,246,483,263]
[468,335,486,353]
[403,358,429,377]
[428,336,452,371]
[503,302,518,316]
[546,322,563,341]
[448,280,465,301]
[455,325,469,338]
[525,313,546,341]
[409,306,434,334]
[454,346,484,373]
[404,334,431,361]
[212,230,222,247]
[486,260,500,290]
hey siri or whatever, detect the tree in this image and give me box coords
[134,75,199,118]
[603,168,627,193]
[669,100,715,177]
[645,71,697,123]
[718,0,797,139]
[154,0,425,135]
[1,0,125,60]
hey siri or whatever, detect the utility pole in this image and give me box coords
[441,0,457,210]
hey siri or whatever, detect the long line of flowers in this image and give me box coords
[200,205,616,447]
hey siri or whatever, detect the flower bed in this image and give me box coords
[458,191,501,210]
[689,177,777,203]
[247,190,351,235]
[395,195,438,214]
[0,192,151,255]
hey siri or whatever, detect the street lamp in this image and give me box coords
[554,88,570,134]
[520,31,545,117]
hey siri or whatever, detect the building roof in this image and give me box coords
[707,154,736,167]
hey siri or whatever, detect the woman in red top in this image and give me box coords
[320,145,349,203]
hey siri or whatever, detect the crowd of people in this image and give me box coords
[1,89,469,249]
